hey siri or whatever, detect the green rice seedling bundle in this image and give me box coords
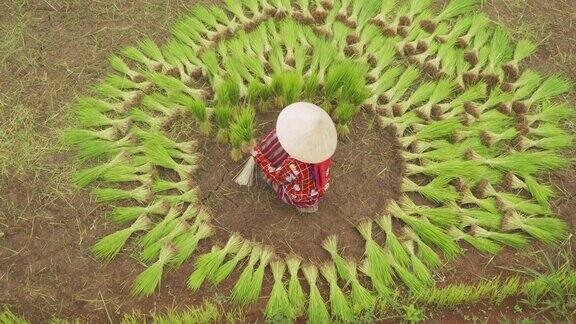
[321,262,353,322]
[188,234,243,291]
[264,260,293,320]
[231,245,262,305]
[132,243,176,296]
[92,215,151,262]
[303,264,330,324]
[210,241,252,285]
[286,256,306,317]
[321,235,350,281]
[502,211,568,245]
[357,221,394,296]
[245,247,274,304]
[346,260,376,315]
[377,215,411,266]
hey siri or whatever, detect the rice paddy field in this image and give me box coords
[1,0,575,323]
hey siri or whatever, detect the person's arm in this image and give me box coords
[252,149,293,184]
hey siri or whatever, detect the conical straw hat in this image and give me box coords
[276,102,338,164]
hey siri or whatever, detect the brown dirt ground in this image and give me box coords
[0,0,575,323]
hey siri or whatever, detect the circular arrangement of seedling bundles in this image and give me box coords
[66,0,574,321]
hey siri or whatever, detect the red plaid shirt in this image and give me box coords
[253,130,330,207]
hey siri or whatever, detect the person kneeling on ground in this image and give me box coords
[238,102,338,213]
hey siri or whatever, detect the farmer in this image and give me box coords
[242,102,338,213]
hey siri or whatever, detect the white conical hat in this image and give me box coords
[276,102,338,164]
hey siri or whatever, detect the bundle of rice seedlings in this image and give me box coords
[325,59,369,105]
[516,173,554,208]
[389,201,462,259]
[286,256,306,316]
[457,14,490,47]
[229,107,256,161]
[347,0,381,30]
[132,127,196,154]
[140,214,197,262]
[75,103,132,131]
[401,117,461,147]
[321,263,353,322]
[144,71,208,100]
[169,92,211,135]
[144,141,195,180]
[181,14,218,42]
[303,264,330,324]
[402,240,433,285]
[356,221,394,294]
[523,101,574,126]
[333,101,360,136]
[459,207,502,230]
[502,211,568,245]
[464,87,513,119]
[470,225,528,250]
[407,23,448,54]
[371,0,397,28]
[399,197,460,228]
[479,128,517,146]
[385,250,426,293]
[448,226,501,255]
[496,192,550,216]
[401,177,459,204]
[130,108,173,130]
[481,26,512,86]
[105,74,151,93]
[245,247,274,303]
[101,164,154,185]
[381,66,421,107]
[223,0,251,25]
[515,134,572,152]
[345,24,381,55]
[231,246,262,304]
[463,46,490,84]
[132,243,176,296]
[357,259,394,301]
[93,185,152,203]
[109,54,144,82]
[367,39,396,81]
[188,234,243,291]
[466,149,569,175]
[74,96,127,114]
[294,0,315,23]
[271,72,304,108]
[346,260,375,315]
[512,75,572,113]
[121,45,162,71]
[432,82,486,117]
[74,135,136,162]
[108,199,170,224]
[189,5,230,40]
[365,66,404,109]
[420,0,480,33]
[264,260,293,320]
[71,151,129,188]
[216,79,241,105]
[321,235,350,281]
[211,241,252,285]
[140,94,180,119]
[392,81,436,116]
[92,215,151,262]
[500,70,540,98]
[214,104,233,143]
[398,0,432,27]
[170,223,213,267]
[376,215,410,266]
[414,79,455,119]
[379,111,424,137]
[402,226,442,269]
[435,15,473,44]
[501,39,537,80]
[304,39,337,84]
